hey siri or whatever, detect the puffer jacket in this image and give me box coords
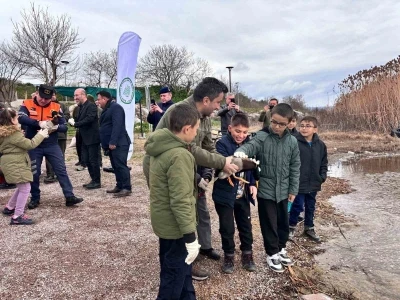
[145,128,197,242]
[0,125,45,183]
[236,127,300,202]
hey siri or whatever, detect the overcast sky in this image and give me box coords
[1,0,400,106]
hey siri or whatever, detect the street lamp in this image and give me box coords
[226,66,234,92]
[235,82,240,106]
[61,60,69,101]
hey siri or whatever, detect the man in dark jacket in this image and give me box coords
[289,116,328,242]
[217,93,242,136]
[18,84,83,209]
[44,91,70,183]
[97,90,132,197]
[69,89,101,189]
[147,86,174,131]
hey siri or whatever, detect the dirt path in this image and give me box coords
[1,131,399,299]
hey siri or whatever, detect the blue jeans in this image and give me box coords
[289,192,317,228]
[157,238,196,300]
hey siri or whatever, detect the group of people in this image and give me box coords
[143,77,328,300]
[0,84,132,225]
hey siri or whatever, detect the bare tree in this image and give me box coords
[136,44,211,90]
[0,42,30,104]
[82,49,117,88]
[5,3,83,85]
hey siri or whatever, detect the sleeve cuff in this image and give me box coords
[183,232,196,243]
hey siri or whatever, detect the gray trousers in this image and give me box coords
[197,193,212,250]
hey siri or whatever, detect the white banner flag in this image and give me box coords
[116,31,141,160]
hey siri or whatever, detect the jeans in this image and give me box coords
[289,192,317,228]
[257,197,289,256]
[214,197,253,254]
[157,238,196,300]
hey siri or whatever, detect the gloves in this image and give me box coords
[185,239,201,265]
[234,151,247,158]
[68,118,75,126]
[198,178,209,190]
[38,121,47,129]
[38,128,49,138]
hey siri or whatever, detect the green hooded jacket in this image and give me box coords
[145,128,197,240]
[143,96,226,185]
[236,127,301,202]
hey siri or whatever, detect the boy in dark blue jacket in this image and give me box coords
[289,116,328,243]
[212,113,257,274]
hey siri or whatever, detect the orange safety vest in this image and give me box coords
[23,99,61,121]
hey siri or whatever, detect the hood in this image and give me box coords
[296,132,320,143]
[145,128,189,157]
[0,125,19,138]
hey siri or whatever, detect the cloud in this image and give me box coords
[2,0,400,107]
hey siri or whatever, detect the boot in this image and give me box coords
[191,265,209,281]
[222,254,234,274]
[27,199,40,210]
[241,251,256,272]
[65,196,83,207]
[304,227,321,243]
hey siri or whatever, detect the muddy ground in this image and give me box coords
[1,131,399,299]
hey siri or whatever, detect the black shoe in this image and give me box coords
[191,266,210,281]
[241,251,256,272]
[200,248,221,260]
[82,181,94,188]
[298,215,304,222]
[85,182,101,189]
[66,196,83,207]
[10,214,34,225]
[113,189,132,197]
[27,199,40,210]
[304,227,321,243]
[2,206,15,215]
[0,183,17,189]
[106,187,121,193]
[222,254,234,274]
[44,176,58,184]
[75,161,81,166]
[103,167,115,173]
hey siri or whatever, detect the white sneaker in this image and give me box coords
[267,254,284,273]
[278,248,294,266]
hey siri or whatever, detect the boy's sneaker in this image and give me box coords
[289,226,296,240]
[76,166,87,171]
[10,214,34,225]
[222,254,234,274]
[304,227,321,243]
[191,265,209,281]
[278,248,294,266]
[267,254,284,273]
[241,251,256,272]
[2,206,15,216]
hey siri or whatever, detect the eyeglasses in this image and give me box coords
[270,119,288,127]
[300,125,316,129]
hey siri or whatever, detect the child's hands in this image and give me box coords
[38,128,49,138]
[250,186,257,200]
[288,194,296,202]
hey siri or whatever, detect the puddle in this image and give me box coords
[317,155,400,299]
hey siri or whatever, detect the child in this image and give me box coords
[289,116,328,243]
[0,107,48,225]
[145,103,201,299]
[212,113,257,274]
[235,103,300,273]
[287,112,298,135]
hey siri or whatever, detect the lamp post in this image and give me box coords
[226,66,234,92]
[61,60,69,101]
[235,82,240,106]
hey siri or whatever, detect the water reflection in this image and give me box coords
[329,155,400,178]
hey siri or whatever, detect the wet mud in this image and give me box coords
[317,155,400,299]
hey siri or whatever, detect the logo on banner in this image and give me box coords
[119,77,134,104]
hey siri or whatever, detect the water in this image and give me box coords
[317,155,400,299]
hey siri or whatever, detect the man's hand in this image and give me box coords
[68,118,75,126]
[223,157,239,175]
[264,105,270,112]
[235,105,240,112]
[149,105,156,114]
[250,186,257,200]
[288,194,296,202]
[109,144,116,150]
[154,104,163,113]
[228,102,235,110]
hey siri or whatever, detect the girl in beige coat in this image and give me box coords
[0,107,48,225]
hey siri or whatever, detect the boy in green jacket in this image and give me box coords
[235,103,300,273]
[145,103,201,300]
